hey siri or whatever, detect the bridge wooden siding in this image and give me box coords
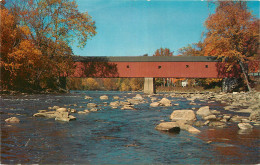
[72,56,238,94]
[73,56,231,78]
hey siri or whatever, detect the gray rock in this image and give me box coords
[87,103,97,108]
[38,110,47,113]
[170,110,196,121]
[100,95,108,100]
[204,115,217,120]
[78,111,87,114]
[5,117,20,123]
[155,122,180,132]
[70,109,77,113]
[134,94,143,100]
[249,111,260,121]
[159,98,171,106]
[85,96,93,99]
[209,121,227,128]
[56,108,67,112]
[113,96,120,100]
[150,102,160,107]
[238,123,253,130]
[196,106,212,117]
[121,105,135,110]
[55,112,75,122]
[177,120,200,134]
[110,101,120,107]
[90,108,98,112]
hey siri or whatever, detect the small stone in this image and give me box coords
[85,96,93,99]
[5,117,20,123]
[84,109,90,113]
[159,98,172,106]
[113,96,120,100]
[204,115,217,120]
[38,110,47,113]
[78,111,87,114]
[155,122,180,133]
[209,121,227,128]
[70,109,77,113]
[150,102,160,107]
[87,103,97,108]
[100,95,108,100]
[52,106,60,110]
[56,108,67,112]
[196,106,212,117]
[90,108,98,112]
[238,123,253,130]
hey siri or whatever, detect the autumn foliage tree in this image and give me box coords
[204,1,259,91]
[0,7,43,91]
[1,0,96,92]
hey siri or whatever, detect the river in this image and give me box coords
[1,91,259,164]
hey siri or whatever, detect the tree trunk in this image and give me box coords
[239,60,252,92]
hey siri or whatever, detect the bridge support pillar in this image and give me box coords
[144,78,155,94]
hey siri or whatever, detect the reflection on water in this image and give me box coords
[1,91,259,164]
[198,125,260,164]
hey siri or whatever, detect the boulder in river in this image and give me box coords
[110,101,120,107]
[85,96,93,99]
[196,106,212,117]
[159,98,171,107]
[87,103,97,108]
[55,112,76,122]
[56,108,67,112]
[155,122,180,133]
[150,102,160,107]
[5,117,20,123]
[100,95,108,100]
[170,110,196,121]
[176,120,200,134]
[133,94,143,100]
[209,121,227,128]
[113,96,120,100]
[238,123,253,130]
[249,110,260,121]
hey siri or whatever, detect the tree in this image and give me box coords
[0,7,43,91]
[153,48,173,57]
[85,78,98,90]
[204,1,259,91]
[178,42,204,56]
[3,0,96,91]
[153,48,173,87]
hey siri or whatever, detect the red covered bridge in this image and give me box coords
[72,56,238,93]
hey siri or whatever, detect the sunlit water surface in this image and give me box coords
[1,91,259,164]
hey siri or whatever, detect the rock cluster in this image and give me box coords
[150,98,172,107]
[155,91,260,134]
[33,106,76,122]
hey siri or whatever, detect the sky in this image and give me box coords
[73,0,260,57]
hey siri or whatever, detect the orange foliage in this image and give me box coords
[153,48,173,56]
[204,1,259,70]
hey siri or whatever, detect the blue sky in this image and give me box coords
[73,0,259,57]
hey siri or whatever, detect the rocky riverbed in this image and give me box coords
[1,90,260,164]
[18,91,259,134]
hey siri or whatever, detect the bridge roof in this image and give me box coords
[73,56,221,62]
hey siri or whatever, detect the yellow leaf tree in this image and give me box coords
[204,1,259,91]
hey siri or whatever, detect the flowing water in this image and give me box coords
[1,91,259,164]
